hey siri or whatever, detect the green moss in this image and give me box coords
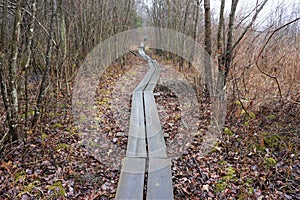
[98,98,109,106]
[174,114,181,121]
[215,181,227,192]
[251,143,267,156]
[261,131,288,152]
[223,166,237,181]
[265,157,277,168]
[129,71,137,76]
[48,112,55,118]
[248,187,254,195]
[56,143,70,151]
[226,166,235,178]
[245,178,253,186]
[48,181,66,198]
[224,128,233,136]
[220,161,227,166]
[241,110,256,119]
[244,121,249,126]
[52,123,63,129]
[14,170,26,182]
[235,100,242,107]
[41,133,48,141]
[249,112,256,119]
[20,110,35,119]
[262,132,281,148]
[266,114,276,120]
[98,89,110,94]
[17,181,41,198]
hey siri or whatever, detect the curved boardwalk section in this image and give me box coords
[116,43,173,200]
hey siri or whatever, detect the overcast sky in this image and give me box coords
[139,0,300,29]
[210,0,300,27]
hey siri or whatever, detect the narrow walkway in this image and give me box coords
[115,43,173,199]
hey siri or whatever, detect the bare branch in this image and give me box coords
[256,17,300,60]
[255,17,300,99]
[0,2,57,46]
[230,0,268,53]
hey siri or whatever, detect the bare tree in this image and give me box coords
[224,0,239,82]
[203,0,213,93]
[217,0,269,84]
[32,0,57,128]
[217,0,225,89]
[0,0,10,147]
[0,0,9,114]
[8,0,22,140]
[24,0,37,125]
[179,0,192,69]
[0,0,142,149]
[204,0,211,55]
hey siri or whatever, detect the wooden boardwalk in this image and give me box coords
[115,43,174,199]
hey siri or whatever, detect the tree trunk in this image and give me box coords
[224,0,239,82]
[58,0,69,95]
[8,0,22,140]
[112,0,118,59]
[153,0,162,55]
[32,0,57,128]
[230,0,268,53]
[167,0,171,59]
[0,0,9,115]
[189,0,200,69]
[204,0,211,55]
[203,0,213,94]
[24,0,36,126]
[179,0,191,70]
[217,0,225,90]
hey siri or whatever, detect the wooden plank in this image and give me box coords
[134,66,155,92]
[144,91,167,158]
[147,158,174,200]
[144,60,160,92]
[144,60,167,157]
[126,61,156,157]
[117,48,174,200]
[144,71,160,92]
[126,92,147,157]
[139,45,151,60]
[116,158,146,199]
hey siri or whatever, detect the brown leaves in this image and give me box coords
[1,53,299,199]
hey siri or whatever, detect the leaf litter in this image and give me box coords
[0,54,299,199]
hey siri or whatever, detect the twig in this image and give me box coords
[256,17,300,59]
[230,0,268,54]
[0,130,10,153]
[233,78,249,116]
[0,3,57,46]
[284,98,300,105]
[255,17,300,99]
[128,49,138,57]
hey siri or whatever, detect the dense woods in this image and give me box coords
[0,0,140,142]
[0,0,299,199]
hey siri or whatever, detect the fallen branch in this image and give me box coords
[128,49,138,57]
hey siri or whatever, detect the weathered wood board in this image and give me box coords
[116,45,173,200]
[126,92,147,157]
[147,158,174,200]
[115,158,146,199]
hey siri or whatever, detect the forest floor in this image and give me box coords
[0,53,299,199]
